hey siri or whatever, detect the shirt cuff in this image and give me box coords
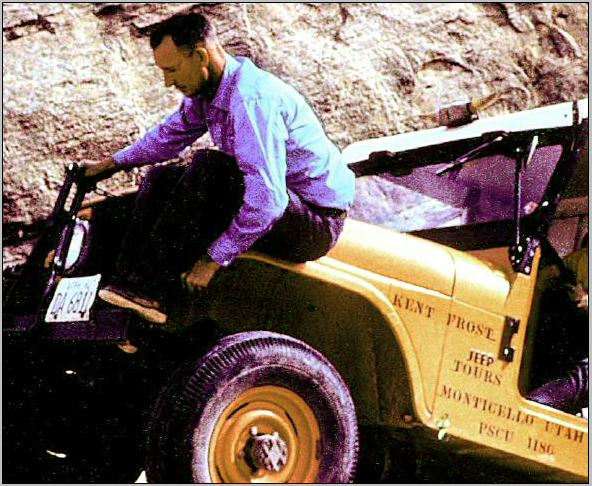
[207,234,240,267]
[112,146,137,169]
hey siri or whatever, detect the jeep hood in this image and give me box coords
[327,218,510,313]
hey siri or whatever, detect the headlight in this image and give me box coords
[64,218,91,274]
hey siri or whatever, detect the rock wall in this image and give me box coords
[2,2,589,224]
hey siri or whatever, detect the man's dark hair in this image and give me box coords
[150,13,216,51]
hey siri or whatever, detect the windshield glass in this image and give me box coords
[349,144,563,232]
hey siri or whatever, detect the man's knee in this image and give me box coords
[255,193,346,262]
[144,163,184,183]
[138,163,186,200]
[184,150,244,197]
[189,150,240,176]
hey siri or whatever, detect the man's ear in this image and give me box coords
[194,46,209,66]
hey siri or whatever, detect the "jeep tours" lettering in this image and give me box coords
[451,359,502,386]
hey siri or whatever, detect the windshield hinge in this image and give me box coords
[509,236,540,274]
[499,316,520,362]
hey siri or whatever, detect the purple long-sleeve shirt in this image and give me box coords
[113,55,355,266]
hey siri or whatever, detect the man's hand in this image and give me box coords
[81,158,117,179]
[181,257,221,291]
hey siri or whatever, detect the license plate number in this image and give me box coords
[45,275,101,323]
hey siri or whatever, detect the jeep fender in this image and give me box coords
[205,253,431,429]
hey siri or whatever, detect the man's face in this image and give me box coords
[153,35,206,97]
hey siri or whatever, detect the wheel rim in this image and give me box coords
[205,385,321,483]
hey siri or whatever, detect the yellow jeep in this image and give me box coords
[3,99,588,482]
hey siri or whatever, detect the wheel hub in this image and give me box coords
[208,385,321,482]
[246,427,288,472]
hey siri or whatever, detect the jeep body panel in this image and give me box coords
[217,240,587,481]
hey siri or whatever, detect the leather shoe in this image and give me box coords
[99,284,167,324]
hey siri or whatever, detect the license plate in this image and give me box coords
[45,274,101,323]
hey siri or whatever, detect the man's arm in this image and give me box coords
[114,97,208,169]
[81,157,117,178]
[206,98,290,267]
[81,97,208,179]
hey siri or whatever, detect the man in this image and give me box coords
[83,13,355,325]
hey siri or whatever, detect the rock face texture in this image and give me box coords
[2,2,588,225]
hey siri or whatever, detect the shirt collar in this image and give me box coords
[209,54,241,110]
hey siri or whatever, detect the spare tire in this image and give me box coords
[146,331,358,483]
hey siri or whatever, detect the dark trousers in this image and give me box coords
[116,150,346,301]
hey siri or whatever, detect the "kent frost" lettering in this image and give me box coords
[392,293,435,318]
[446,313,496,341]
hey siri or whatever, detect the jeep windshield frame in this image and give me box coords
[349,103,588,255]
